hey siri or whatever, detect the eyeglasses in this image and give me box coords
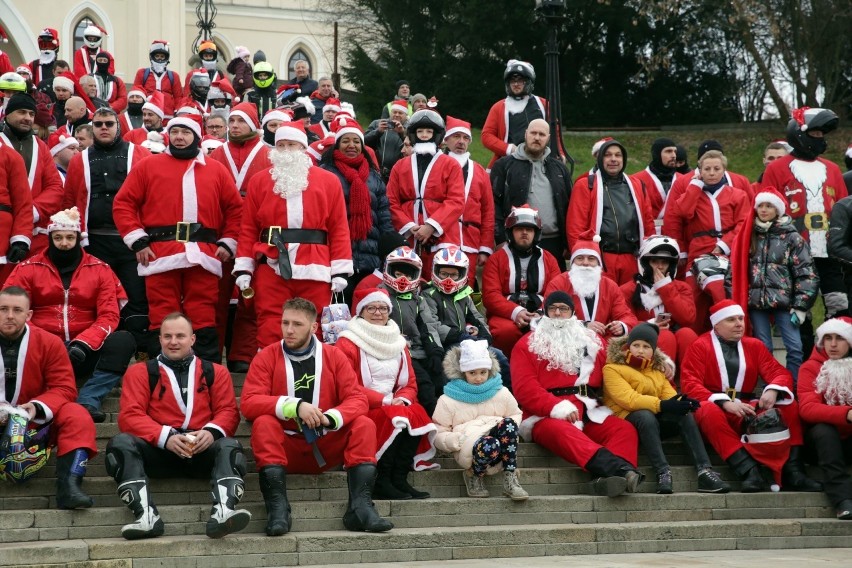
[364,305,390,314]
[547,305,573,314]
[93,121,116,128]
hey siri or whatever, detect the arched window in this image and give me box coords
[287,49,312,80]
[73,16,98,52]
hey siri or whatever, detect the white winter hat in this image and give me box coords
[816,317,852,348]
[458,339,492,373]
[48,207,82,233]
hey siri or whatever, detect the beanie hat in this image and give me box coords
[627,322,659,351]
[445,116,471,139]
[354,288,392,316]
[229,101,260,130]
[48,207,81,233]
[167,114,202,139]
[261,109,290,127]
[390,99,409,114]
[331,115,363,143]
[816,316,852,348]
[4,93,37,115]
[236,46,250,58]
[322,97,341,113]
[651,137,677,168]
[570,229,602,265]
[395,79,409,90]
[544,290,574,313]
[52,75,75,93]
[697,140,724,160]
[591,136,613,157]
[709,299,744,327]
[458,339,492,373]
[274,122,308,148]
[142,91,165,119]
[754,186,786,216]
[411,93,427,104]
[48,132,78,156]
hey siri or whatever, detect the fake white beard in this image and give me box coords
[414,142,437,155]
[150,61,168,74]
[568,265,602,299]
[448,151,469,167]
[505,95,529,114]
[528,316,602,375]
[201,60,217,71]
[814,358,852,406]
[40,50,56,65]
[270,148,311,199]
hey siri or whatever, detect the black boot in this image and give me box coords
[727,448,767,493]
[117,479,164,540]
[782,446,823,492]
[372,444,411,500]
[206,477,252,538]
[585,448,642,497]
[390,433,429,499]
[56,449,93,509]
[193,327,221,363]
[259,466,291,536]
[342,464,393,532]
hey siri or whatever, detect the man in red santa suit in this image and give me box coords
[0,141,34,280]
[511,291,643,496]
[308,97,340,139]
[113,113,242,360]
[443,116,494,270]
[240,298,393,535]
[233,122,353,348]
[482,206,560,355]
[72,24,114,78]
[797,317,852,520]
[544,233,638,341]
[123,91,169,146]
[106,313,250,540]
[119,88,146,133]
[680,299,822,492]
[386,109,464,273]
[0,286,97,509]
[631,137,680,223]
[567,139,655,285]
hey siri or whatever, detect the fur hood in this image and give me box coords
[443,344,500,380]
[606,336,669,374]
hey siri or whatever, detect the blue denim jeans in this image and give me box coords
[749,308,803,384]
[77,369,122,410]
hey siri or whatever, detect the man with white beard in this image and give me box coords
[511,291,643,496]
[544,232,637,340]
[234,122,353,348]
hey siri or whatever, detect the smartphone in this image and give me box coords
[656,313,671,324]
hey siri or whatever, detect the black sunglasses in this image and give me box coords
[93,121,116,128]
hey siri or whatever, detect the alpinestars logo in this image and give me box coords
[234,484,244,500]
[120,488,135,505]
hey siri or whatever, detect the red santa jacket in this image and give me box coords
[661,180,750,265]
[118,112,143,135]
[618,277,696,329]
[208,137,271,196]
[0,143,34,261]
[309,121,331,139]
[113,151,243,277]
[102,78,128,114]
[1,324,77,423]
[483,243,561,322]
[567,170,655,250]
[631,168,681,221]
[0,52,12,75]
[118,357,240,448]
[797,349,852,438]
[455,156,495,255]
[72,46,115,78]
[132,67,184,118]
[544,272,639,332]
[6,250,125,350]
[235,165,353,281]
[335,337,419,408]
[761,154,847,258]
[481,96,547,170]
[681,333,794,405]
[123,127,169,147]
[386,152,465,251]
[240,340,368,434]
[62,143,151,241]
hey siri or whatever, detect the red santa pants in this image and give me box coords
[215,261,257,362]
[145,266,219,330]
[693,399,804,461]
[250,414,377,471]
[686,275,716,334]
[602,252,637,286]
[531,414,638,470]
[254,263,331,348]
[48,402,98,457]
[656,327,699,371]
[489,315,526,356]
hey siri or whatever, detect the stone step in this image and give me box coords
[1,518,850,567]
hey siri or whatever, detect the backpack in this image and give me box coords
[147,357,214,395]
[141,68,176,89]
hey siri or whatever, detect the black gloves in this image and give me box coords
[7,241,29,263]
[67,342,87,365]
[660,394,699,416]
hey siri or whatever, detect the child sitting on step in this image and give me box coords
[432,339,528,501]
[602,323,730,495]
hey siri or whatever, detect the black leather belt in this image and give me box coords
[693,227,734,239]
[548,385,597,398]
[0,204,12,213]
[259,227,328,246]
[146,223,218,243]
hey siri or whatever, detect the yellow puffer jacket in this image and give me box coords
[602,337,678,418]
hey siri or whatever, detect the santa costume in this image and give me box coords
[132,40,184,119]
[0,143,34,274]
[72,24,114,78]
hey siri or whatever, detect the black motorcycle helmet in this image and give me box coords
[503,59,535,99]
[406,109,445,146]
[786,107,839,160]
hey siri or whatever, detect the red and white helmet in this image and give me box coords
[431,245,469,294]
[383,247,422,293]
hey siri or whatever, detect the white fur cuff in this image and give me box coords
[551,399,578,420]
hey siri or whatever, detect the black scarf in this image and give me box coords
[508,245,542,311]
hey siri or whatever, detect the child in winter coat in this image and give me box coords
[731,187,819,384]
[433,340,528,501]
[602,323,730,494]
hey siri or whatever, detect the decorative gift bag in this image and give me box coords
[321,293,351,344]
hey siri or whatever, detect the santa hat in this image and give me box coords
[235,45,250,58]
[167,114,202,139]
[307,135,334,163]
[175,105,202,117]
[390,99,409,114]
[592,136,613,157]
[38,28,59,48]
[261,109,290,127]
[754,186,786,216]
[816,317,852,348]
[291,96,316,120]
[127,88,146,100]
[141,130,166,154]
[83,24,106,38]
[353,288,393,316]
[709,299,744,327]
[0,26,8,43]
[458,339,492,373]
[52,75,74,93]
[149,40,170,54]
[48,132,78,157]
[142,92,165,119]
[570,229,602,265]
[322,97,342,113]
[15,65,31,77]
[338,101,356,119]
[48,207,81,233]
[332,115,363,143]
[274,122,308,148]
[230,101,260,130]
[445,116,471,139]
[201,135,224,153]
[427,96,438,108]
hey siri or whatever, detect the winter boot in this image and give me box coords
[727,448,767,493]
[502,469,529,501]
[206,476,252,538]
[373,447,412,500]
[117,479,164,540]
[390,433,430,499]
[342,464,394,532]
[56,449,93,509]
[782,446,823,492]
[259,466,291,536]
[585,448,635,497]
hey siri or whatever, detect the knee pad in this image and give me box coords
[104,449,123,480]
[96,331,137,373]
[213,437,247,477]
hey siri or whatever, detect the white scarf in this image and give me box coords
[339,317,407,360]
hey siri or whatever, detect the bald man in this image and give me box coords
[59,96,92,137]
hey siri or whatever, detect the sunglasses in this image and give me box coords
[93,121,116,128]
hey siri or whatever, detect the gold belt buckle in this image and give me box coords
[175,222,192,243]
[577,384,588,398]
[726,387,737,401]
[267,226,282,246]
[804,212,827,231]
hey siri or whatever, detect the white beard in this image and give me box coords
[448,151,469,167]
[40,50,56,65]
[150,61,168,75]
[528,316,601,375]
[270,148,311,199]
[569,265,602,299]
[814,358,852,406]
[414,142,437,155]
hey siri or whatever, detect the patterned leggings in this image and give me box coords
[471,418,519,476]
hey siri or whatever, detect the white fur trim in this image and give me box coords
[203,422,227,438]
[763,384,794,405]
[275,125,307,148]
[445,126,471,139]
[741,428,790,444]
[230,109,259,130]
[262,110,290,126]
[167,117,201,139]
[710,304,744,326]
[519,416,542,442]
[570,247,601,264]
[233,256,255,273]
[816,319,852,348]
[157,425,172,448]
[52,76,74,92]
[122,228,148,249]
[754,192,786,216]
[325,408,344,430]
[334,126,363,143]
[355,290,392,315]
[142,101,165,119]
[391,102,408,114]
[330,259,354,277]
[550,399,578,420]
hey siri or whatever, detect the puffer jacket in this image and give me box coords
[381,283,443,360]
[602,337,677,418]
[432,345,521,470]
[319,158,394,275]
[422,284,491,346]
[747,216,818,311]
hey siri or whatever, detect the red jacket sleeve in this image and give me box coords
[235,171,263,272]
[206,364,240,437]
[72,263,121,351]
[567,176,592,250]
[510,336,564,417]
[28,330,78,418]
[325,346,369,426]
[481,102,508,162]
[386,164,412,234]
[680,339,714,402]
[477,170,496,253]
[34,143,64,224]
[320,169,354,277]
[112,161,147,248]
[239,345,281,421]
[335,338,386,409]
[655,278,696,327]
[661,179,689,259]
[1,148,34,248]
[797,359,851,427]
[110,79,128,113]
[482,252,518,320]
[215,166,243,250]
[118,363,170,445]
[719,189,750,254]
[605,279,639,329]
[426,159,465,239]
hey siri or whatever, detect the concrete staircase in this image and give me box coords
[1,372,850,568]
